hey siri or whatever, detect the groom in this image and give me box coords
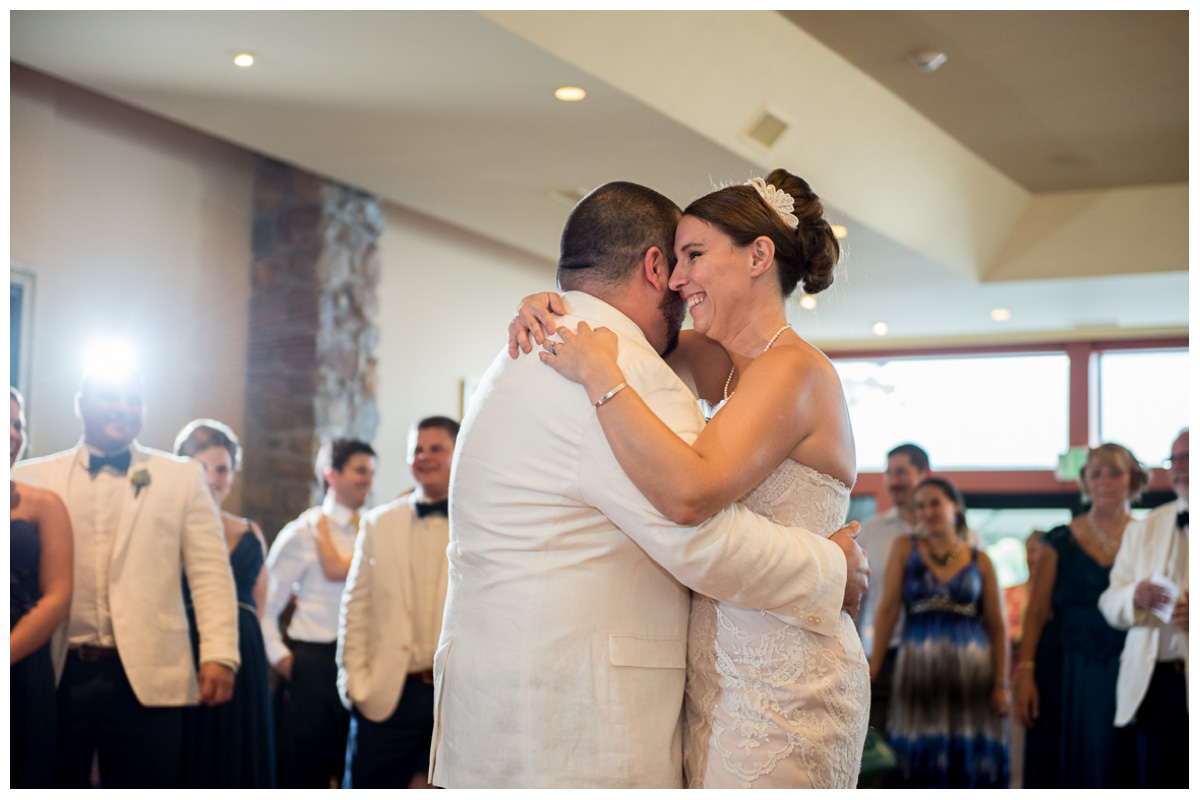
[431,182,868,788]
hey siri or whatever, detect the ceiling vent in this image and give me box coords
[743,108,789,149]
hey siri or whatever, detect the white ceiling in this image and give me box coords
[9,10,1189,349]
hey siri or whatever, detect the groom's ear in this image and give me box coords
[641,247,670,292]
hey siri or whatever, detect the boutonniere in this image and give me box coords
[130,469,151,498]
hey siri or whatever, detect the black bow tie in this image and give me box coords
[88,450,131,476]
[1178,510,1188,529]
[415,499,448,519]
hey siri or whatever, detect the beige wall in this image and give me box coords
[371,203,554,500]
[9,66,556,510]
[10,67,255,500]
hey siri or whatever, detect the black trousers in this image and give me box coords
[56,650,183,788]
[277,640,349,788]
[1129,661,1189,788]
[343,674,436,788]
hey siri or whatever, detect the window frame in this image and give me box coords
[833,336,1187,511]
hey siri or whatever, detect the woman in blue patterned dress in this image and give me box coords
[869,476,1010,788]
[1014,443,1142,787]
[175,419,276,787]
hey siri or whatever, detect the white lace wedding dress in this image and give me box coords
[683,459,870,788]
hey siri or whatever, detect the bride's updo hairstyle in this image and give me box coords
[683,168,840,297]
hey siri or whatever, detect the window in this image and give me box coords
[1098,349,1189,465]
[968,507,1073,588]
[10,265,35,396]
[834,354,1070,471]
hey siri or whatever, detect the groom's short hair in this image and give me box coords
[557,182,681,293]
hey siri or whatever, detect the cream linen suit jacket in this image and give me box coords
[337,494,448,721]
[430,292,847,789]
[1098,498,1188,726]
[12,442,240,706]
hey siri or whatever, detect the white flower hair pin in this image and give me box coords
[746,177,799,230]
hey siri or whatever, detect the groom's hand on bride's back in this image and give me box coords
[830,521,869,618]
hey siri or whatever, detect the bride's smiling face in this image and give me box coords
[670,215,751,340]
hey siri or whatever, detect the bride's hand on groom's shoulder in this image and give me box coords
[538,323,622,393]
[830,521,869,617]
[509,292,569,358]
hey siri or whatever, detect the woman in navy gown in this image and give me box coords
[9,387,74,788]
[175,419,275,787]
[1015,443,1143,788]
[870,476,1010,788]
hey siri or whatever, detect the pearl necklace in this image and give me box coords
[1087,509,1129,559]
[724,324,792,401]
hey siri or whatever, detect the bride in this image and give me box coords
[512,169,870,788]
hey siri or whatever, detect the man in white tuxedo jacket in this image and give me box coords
[1099,428,1189,788]
[12,367,239,787]
[431,182,867,789]
[338,416,458,788]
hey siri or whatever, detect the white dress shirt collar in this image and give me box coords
[562,291,653,349]
[77,437,138,464]
[321,494,360,528]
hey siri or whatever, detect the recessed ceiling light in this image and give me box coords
[555,86,586,102]
[234,53,254,68]
[799,294,817,310]
[872,322,888,336]
[991,308,1012,322]
[829,224,848,240]
[911,49,947,73]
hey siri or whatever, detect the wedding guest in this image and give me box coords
[1099,429,1189,788]
[1005,531,1044,656]
[855,443,930,735]
[871,476,1009,788]
[1004,530,1043,789]
[338,416,458,788]
[9,387,73,788]
[262,438,376,788]
[175,419,275,787]
[12,366,239,787]
[1016,443,1144,787]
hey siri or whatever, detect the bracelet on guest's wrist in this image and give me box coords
[1016,660,1035,671]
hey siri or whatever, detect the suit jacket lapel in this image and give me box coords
[112,444,150,565]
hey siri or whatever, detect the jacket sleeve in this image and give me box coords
[180,462,240,669]
[1099,516,1148,631]
[578,363,846,638]
[337,512,374,710]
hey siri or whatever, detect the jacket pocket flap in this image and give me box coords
[608,634,685,669]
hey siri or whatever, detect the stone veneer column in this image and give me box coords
[241,156,382,541]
